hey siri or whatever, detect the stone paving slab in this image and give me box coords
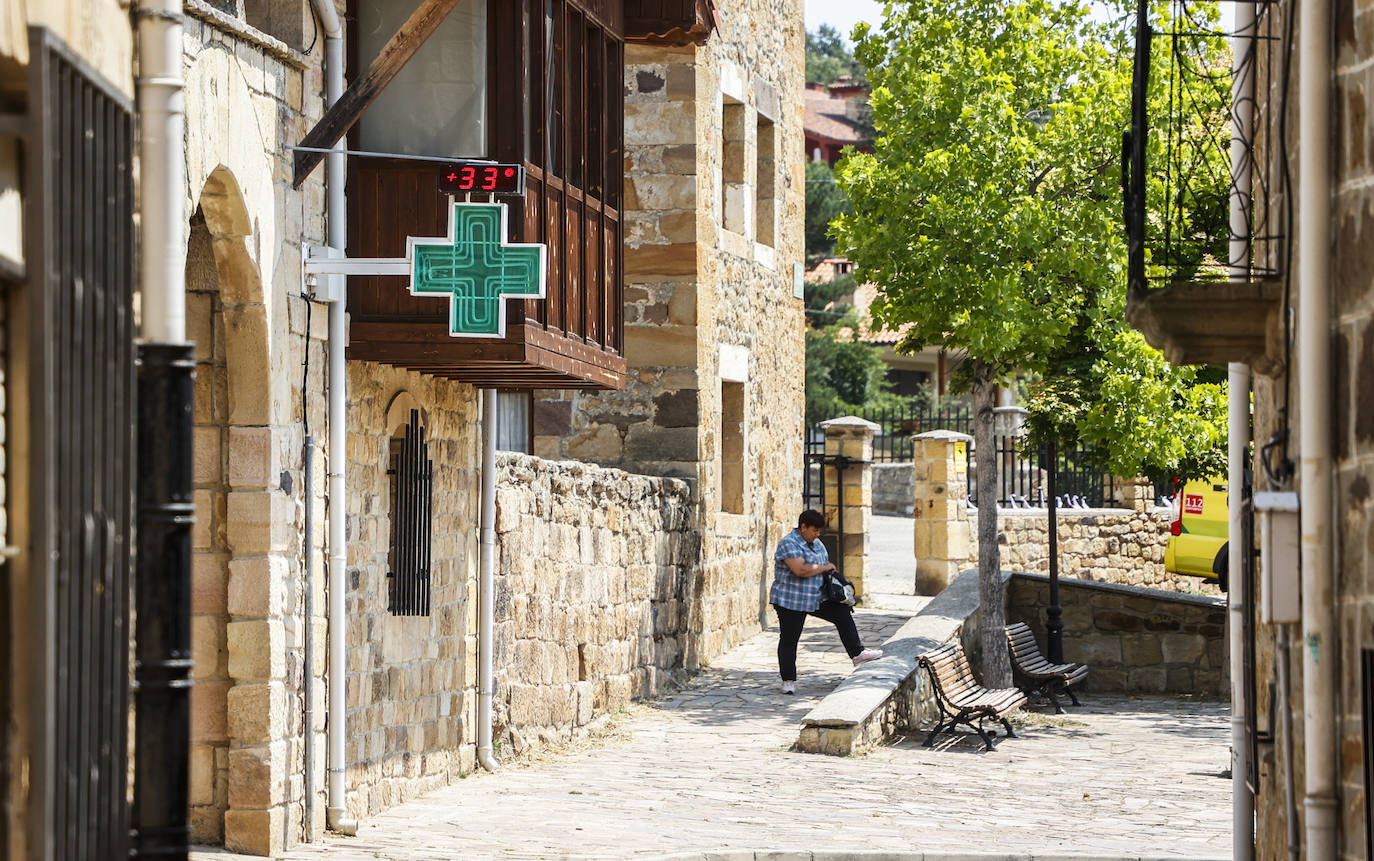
[194,606,1231,861]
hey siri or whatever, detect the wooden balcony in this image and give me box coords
[346,158,625,390]
[623,0,719,45]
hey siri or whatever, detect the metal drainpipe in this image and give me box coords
[1277,623,1301,861]
[1297,0,1337,847]
[1227,2,1256,854]
[130,0,193,856]
[1227,364,1253,861]
[478,388,499,772]
[136,0,185,345]
[304,0,358,836]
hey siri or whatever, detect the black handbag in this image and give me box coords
[820,570,856,607]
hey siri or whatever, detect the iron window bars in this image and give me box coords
[23,26,137,859]
[387,409,434,616]
[1124,0,1288,296]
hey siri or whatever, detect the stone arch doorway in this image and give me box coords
[185,165,278,850]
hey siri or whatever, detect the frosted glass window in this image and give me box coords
[496,391,531,453]
[359,0,488,158]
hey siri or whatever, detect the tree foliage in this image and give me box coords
[805,161,850,263]
[806,24,865,86]
[832,0,1222,686]
[835,0,1127,375]
[804,324,904,424]
[1022,2,1232,482]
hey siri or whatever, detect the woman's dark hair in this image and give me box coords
[797,509,826,529]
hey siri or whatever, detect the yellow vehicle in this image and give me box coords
[1164,478,1229,587]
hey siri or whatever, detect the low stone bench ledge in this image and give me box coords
[797,568,992,754]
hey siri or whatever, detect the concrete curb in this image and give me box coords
[640,852,1230,861]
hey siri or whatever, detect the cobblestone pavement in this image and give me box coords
[196,605,1233,860]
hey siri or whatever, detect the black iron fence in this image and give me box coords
[804,412,1126,509]
[810,403,974,463]
[28,28,138,859]
[968,435,1119,509]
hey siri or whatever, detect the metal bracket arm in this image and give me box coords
[304,252,409,276]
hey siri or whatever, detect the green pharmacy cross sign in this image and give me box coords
[407,202,546,337]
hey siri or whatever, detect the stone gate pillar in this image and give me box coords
[819,416,878,601]
[913,430,974,595]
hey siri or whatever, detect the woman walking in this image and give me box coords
[770,509,882,694]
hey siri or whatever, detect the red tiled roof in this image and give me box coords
[804,88,869,146]
[850,280,911,345]
[805,258,910,345]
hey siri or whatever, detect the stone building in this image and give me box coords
[2,0,805,856]
[532,0,807,664]
[1124,0,1374,854]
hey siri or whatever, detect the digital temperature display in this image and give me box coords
[437,162,525,195]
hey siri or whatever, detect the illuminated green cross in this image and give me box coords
[407,202,547,337]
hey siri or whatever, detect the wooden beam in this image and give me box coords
[292,0,465,188]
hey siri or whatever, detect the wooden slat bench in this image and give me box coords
[916,641,1026,751]
[1005,621,1089,714]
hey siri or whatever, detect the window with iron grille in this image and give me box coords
[387,409,434,616]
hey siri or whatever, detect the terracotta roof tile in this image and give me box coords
[803,88,868,145]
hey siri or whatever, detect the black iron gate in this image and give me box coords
[24,27,136,859]
[801,434,849,576]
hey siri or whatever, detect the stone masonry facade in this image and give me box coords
[179,3,332,852]
[17,0,811,854]
[492,454,698,752]
[532,0,808,667]
[1250,0,1374,852]
[342,365,481,822]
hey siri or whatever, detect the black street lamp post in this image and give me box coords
[1046,437,1064,663]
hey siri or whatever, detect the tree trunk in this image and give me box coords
[972,360,1011,687]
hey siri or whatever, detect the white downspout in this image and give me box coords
[1297,0,1337,848]
[306,0,358,836]
[478,388,499,772]
[1227,363,1252,860]
[1227,3,1256,857]
[136,0,186,344]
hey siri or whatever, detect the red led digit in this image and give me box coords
[481,166,498,190]
[460,166,476,188]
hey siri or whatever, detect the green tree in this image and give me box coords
[834,0,1132,686]
[806,24,864,86]
[834,0,1232,683]
[805,161,850,263]
[804,325,901,423]
[1024,2,1232,480]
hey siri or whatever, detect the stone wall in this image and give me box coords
[873,462,915,516]
[492,454,698,751]
[1006,573,1228,695]
[531,0,807,667]
[342,365,481,823]
[993,508,1219,595]
[179,7,329,852]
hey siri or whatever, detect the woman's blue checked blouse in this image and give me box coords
[769,528,828,612]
